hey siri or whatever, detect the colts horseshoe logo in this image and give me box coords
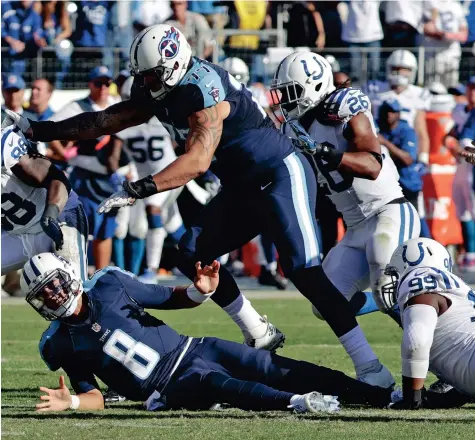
[402,242,425,266]
[300,56,324,81]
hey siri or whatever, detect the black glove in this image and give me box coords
[41,204,64,250]
[390,389,425,410]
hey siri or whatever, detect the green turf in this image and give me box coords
[2,298,474,440]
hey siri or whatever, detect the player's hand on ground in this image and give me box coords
[1,108,32,137]
[40,216,64,250]
[36,376,72,412]
[194,260,220,294]
[460,143,475,165]
[97,190,136,214]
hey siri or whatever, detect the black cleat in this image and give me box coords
[258,266,288,290]
[103,388,126,403]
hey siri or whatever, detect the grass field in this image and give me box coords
[2,295,474,440]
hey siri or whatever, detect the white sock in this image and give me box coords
[222,294,267,339]
[289,394,304,409]
[338,326,378,371]
[266,261,278,272]
[146,227,167,270]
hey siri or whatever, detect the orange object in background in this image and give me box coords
[241,240,261,277]
[423,112,463,246]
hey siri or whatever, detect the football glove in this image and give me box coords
[40,204,64,250]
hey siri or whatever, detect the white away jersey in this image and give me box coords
[1,126,46,234]
[398,267,475,396]
[285,88,403,228]
[117,117,177,179]
[377,85,431,128]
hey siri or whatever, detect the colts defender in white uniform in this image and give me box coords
[116,77,187,283]
[1,123,88,280]
[384,238,475,409]
[272,51,421,317]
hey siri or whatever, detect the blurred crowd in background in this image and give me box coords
[2,1,475,87]
[1,1,475,295]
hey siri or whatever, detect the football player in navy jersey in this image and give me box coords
[4,24,392,387]
[26,253,392,413]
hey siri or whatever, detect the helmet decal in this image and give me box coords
[402,242,425,266]
[300,56,324,81]
[159,27,180,60]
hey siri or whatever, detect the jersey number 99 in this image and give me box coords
[103,329,160,380]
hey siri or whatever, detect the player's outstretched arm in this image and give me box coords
[36,375,104,411]
[12,154,72,249]
[339,112,383,180]
[97,102,229,214]
[23,100,152,142]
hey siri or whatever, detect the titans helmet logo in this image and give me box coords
[159,27,180,59]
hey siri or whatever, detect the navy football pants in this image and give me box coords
[178,152,321,299]
[164,337,391,410]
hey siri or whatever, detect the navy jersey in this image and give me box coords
[39,268,192,401]
[132,57,294,185]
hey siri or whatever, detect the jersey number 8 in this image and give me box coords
[103,329,160,380]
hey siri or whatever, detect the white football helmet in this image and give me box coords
[381,238,453,309]
[222,57,250,86]
[120,75,134,101]
[270,51,335,120]
[129,24,192,100]
[386,50,418,88]
[21,253,83,321]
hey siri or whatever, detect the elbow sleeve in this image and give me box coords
[401,304,438,379]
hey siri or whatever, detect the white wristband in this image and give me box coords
[186,285,214,304]
[70,395,80,410]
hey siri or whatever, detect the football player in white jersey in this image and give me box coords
[1,123,88,280]
[384,238,475,408]
[375,50,430,165]
[116,77,186,283]
[271,51,421,319]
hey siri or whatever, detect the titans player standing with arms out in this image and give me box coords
[4,25,392,387]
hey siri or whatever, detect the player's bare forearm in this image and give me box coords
[45,179,70,213]
[12,155,70,211]
[338,152,381,179]
[75,389,105,410]
[340,113,382,179]
[150,104,227,192]
[151,152,210,193]
[29,100,152,142]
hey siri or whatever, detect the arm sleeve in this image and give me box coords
[62,361,100,394]
[401,304,438,379]
[112,271,174,309]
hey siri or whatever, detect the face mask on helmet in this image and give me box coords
[26,269,82,321]
[387,67,413,88]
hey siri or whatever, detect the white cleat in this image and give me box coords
[244,315,285,352]
[290,392,340,413]
[357,359,395,389]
